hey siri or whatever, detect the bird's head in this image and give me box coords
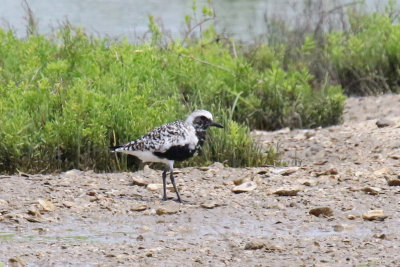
[186,110,223,130]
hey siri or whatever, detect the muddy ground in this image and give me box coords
[1,94,400,266]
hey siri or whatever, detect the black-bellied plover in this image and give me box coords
[110,110,223,203]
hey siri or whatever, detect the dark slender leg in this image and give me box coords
[162,169,167,201]
[170,170,182,203]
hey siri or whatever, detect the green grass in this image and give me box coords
[0,4,354,173]
[0,25,286,173]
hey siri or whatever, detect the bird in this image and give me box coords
[110,110,223,203]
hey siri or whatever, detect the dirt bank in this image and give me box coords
[1,94,400,266]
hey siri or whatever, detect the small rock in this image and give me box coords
[271,167,298,176]
[233,177,245,186]
[18,172,29,178]
[147,184,162,191]
[316,168,338,177]
[305,130,316,138]
[299,179,318,187]
[27,208,41,217]
[0,199,8,207]
[373,233,386,239]
[264,242,283,252]
[87,191,96,196]
[257,169,269,175]
[132,176,148,186]
[281,167,298,176]
[244,240,265,250]
[147,183,175,191]
[362,210,387,221]
[374,167,393,177]
[136,235,144,241]
[200,201,217,209]
[333,225,344,232]
[25,216,43,223]
[273,188,301,196]
[387,179,400,186]
[8,257,25,267]
[232,182,257,193]
[361,186,382,195]
[37,199,56,212]
[376,118,394,128]
[62,201,74,208]
[156,202,180,215]
[131,204,147,212]
[309,207,333,217]
[327,168,338,175]
[347,214,357,220]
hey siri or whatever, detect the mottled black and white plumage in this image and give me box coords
[110,110,223,203]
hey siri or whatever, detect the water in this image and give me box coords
[0,0,394,41]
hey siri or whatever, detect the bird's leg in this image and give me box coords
[169,170,182,203]
[162,169,168,201]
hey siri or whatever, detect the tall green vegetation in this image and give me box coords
[244,0,400,96]
[0,24,281,173]
[13,0,400,173]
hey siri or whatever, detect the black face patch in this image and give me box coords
[193,115,211,128]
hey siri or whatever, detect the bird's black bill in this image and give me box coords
[210,121,224,128]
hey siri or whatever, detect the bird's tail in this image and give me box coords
[109,145,122,152]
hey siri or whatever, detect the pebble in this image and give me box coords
[298,179,318,186]
[273,188,301,196]
[281,167,299,176]
[387,179,400,186]
[347,214,357,220]
[373,167,393,177]
[131,204,148,212]
[25,216,43,223]
[147,184,162,191]
[147,183,175,191]
[156,202,180,215]
[333,225,344,232]
[233,177,245,186]
[232,182,257,193]
[0,199,8,207]
[376,118,394,128]
[37,199,56,212]
[131,176,148,186]
[200,201,217,209]
[361,186,382,195]
[244,240,265,250]
[316,168,338,177]
[62,201,74,208]
[264,243,283,252]
[362,210,388,221]
[8,257,25,267]
[309,207,333,217]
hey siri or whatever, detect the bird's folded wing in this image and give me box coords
[124,121,194,153]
